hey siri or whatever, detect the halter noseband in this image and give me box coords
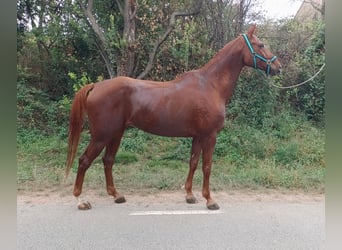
[242,34,277,76]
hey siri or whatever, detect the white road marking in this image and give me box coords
[129,210,223,216]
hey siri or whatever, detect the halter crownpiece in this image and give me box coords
[242,34,277,76]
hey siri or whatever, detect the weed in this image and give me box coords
[273,142,300,168]
[115,151,138,165]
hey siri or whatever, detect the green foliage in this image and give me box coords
[273,142,299,167]
[265,20,325,126]
[227,70,279,129]
[120,129,149,154]
[163,138,192,161]
[291,22,325,125]
[106,14,126,51]
[17,67,70,140]
[68,72,91,92]
[115,151,138,165]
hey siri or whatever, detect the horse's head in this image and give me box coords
[241,24,282,76]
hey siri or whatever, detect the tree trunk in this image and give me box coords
[234,0,252,36]
[117,0,137,76]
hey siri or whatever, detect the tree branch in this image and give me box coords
[78,0,115,78]
[78,0,107,45]
[94,40,115,79]
[137,1,203,79]
[115,0,123,15]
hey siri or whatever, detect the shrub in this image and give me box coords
[17,80,70,139]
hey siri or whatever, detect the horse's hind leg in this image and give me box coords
[102,133,126,204]
[185,137,202,204]
[73,139,106,210]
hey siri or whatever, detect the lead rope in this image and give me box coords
[268,63,325,89]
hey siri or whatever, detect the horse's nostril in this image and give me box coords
[277,64,282,74]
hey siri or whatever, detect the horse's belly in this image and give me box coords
[127,92,225,137]
[128,111,224,138]
[128,117,192,137]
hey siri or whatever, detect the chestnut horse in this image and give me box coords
[66,24,282,210]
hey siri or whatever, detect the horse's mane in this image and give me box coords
[201,38,239,72]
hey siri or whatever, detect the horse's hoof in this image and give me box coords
[207,202,220,210]
[114,196,126,204]
[186,195,198,204]
[77,201,92,210]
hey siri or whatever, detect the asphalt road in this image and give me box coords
[17,193,324,250]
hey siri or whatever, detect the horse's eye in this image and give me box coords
[258,44,265,48]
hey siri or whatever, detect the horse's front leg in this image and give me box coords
[185,137,202,204]
[201,134,220,210]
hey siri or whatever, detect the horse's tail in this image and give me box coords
[65,83,95,178]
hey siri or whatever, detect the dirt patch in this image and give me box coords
[17,187,324,206]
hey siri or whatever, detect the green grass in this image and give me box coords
[17,115,325,194]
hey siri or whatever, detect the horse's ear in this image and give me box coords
[247,24,257,37]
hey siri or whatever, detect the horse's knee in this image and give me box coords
[190,150,200,166]
[102,156,114,168]
[202,164,212,176]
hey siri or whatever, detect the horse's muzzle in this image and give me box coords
[270,64,282,76]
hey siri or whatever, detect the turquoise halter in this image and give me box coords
[242,34,277,76]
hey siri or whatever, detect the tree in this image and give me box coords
[235,0,253,35]
[137,0,203,79]
[203,0,233,51]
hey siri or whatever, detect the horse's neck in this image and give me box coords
[200,38,244,102]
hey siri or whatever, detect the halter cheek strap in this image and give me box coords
[242,34,277,75]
